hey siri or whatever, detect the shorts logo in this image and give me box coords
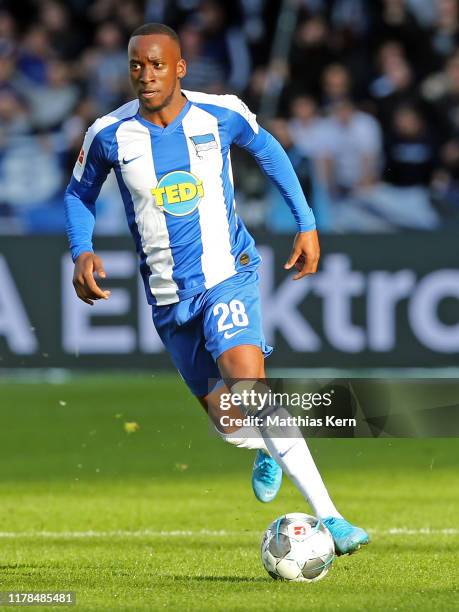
[77,148,84,165]
[223,329,245,340]
[151,170,204,216]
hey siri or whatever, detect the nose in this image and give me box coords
[139,65,155,83]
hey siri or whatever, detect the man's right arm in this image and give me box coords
[64,179,97,262]
[64,125,112,305]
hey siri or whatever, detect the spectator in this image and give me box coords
[180,23,225,93]
[330,0,369,38]
[0,10,16,57]
[61,97,98,172]
[373,0,430,70]
[192,0,251,93]
[244,62,291,117]
[17,25,52,85]
[406,0,437,28]
[320,63,353,108]
[0,90,64,232]
[239,0,271,65]
[383,104,436,187]
[0,89,31,145]
[22,59,80,131]
[370,41,418,130]
[82,22,129,114]
[115,1,144,37]
[287,95,328,168]
[39,1,83,60]
[0,54,20,94]
[289,16,336,99]
[320,98,382,197]
[424,51,459,143]
[328,0,371,97]
[86,0,121,26]
[367,104,440,229]
[428,0,459,71]
[431,139,459,220]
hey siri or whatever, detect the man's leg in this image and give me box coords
[198,386,267,450]
[151,289,281,501]
[198,382,283,502]
[152,297,270,452]
[217,345,341,518]
[198,355,283,503]
[217,345,369,554]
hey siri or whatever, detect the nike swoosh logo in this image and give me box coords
[223,328,245,339]
[122,154,143,165]
[278,443,297,458]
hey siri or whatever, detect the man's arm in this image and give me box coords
[245,128,320,278]
[245,127,316,232]
[229,99,320,278]
[227,96,320,277]
[65,179,97,262]
[64,125,112,304]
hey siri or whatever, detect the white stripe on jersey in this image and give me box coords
[115,120,179,304]
[72,99,139,182]
[182,105,236,288]
[227,151,237,212]
[183,90,259,134]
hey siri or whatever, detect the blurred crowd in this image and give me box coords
[1,0,459,234]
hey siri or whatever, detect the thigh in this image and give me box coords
[202,272,273,362]
[152,302,220,397]
[217,344,265,379]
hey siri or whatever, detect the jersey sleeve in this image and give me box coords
[228,97,316,232]
[64,122,113,262]
[226,95,260,148]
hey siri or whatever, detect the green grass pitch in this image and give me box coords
[0,373,457,611]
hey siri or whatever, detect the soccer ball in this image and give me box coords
[261,512,335,582]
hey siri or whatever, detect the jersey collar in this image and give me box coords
[135,99,191,135]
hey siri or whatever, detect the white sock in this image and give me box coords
[215,379,341,518]
[262,433,342,519]
[215,425,268,452]
[216,418,341,518]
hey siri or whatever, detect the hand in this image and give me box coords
[284,229,320,280]
[73,252,111,305]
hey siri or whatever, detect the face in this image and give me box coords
[128,34,186,113]
[323,65,350,98]
[291,96,316,122]
[394,109,422,137]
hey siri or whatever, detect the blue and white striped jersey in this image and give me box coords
[65,90,315,306]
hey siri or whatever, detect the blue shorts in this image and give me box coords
[152,271,272,396]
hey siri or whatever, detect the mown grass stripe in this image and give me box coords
[0,527,456,538]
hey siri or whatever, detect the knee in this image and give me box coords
[217,345,264,379]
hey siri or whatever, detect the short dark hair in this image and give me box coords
[130,23,180,46]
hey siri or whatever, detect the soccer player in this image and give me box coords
[64,23,369,555]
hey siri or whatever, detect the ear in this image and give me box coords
[177,58,187,80]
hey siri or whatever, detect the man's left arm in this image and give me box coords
[245,128,315,231]
[249,128,320,278]
[231,104,320,279]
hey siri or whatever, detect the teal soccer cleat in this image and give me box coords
[252,450,283,503]
[323,516,370,556]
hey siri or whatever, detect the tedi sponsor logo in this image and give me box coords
[151,170,204,216]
